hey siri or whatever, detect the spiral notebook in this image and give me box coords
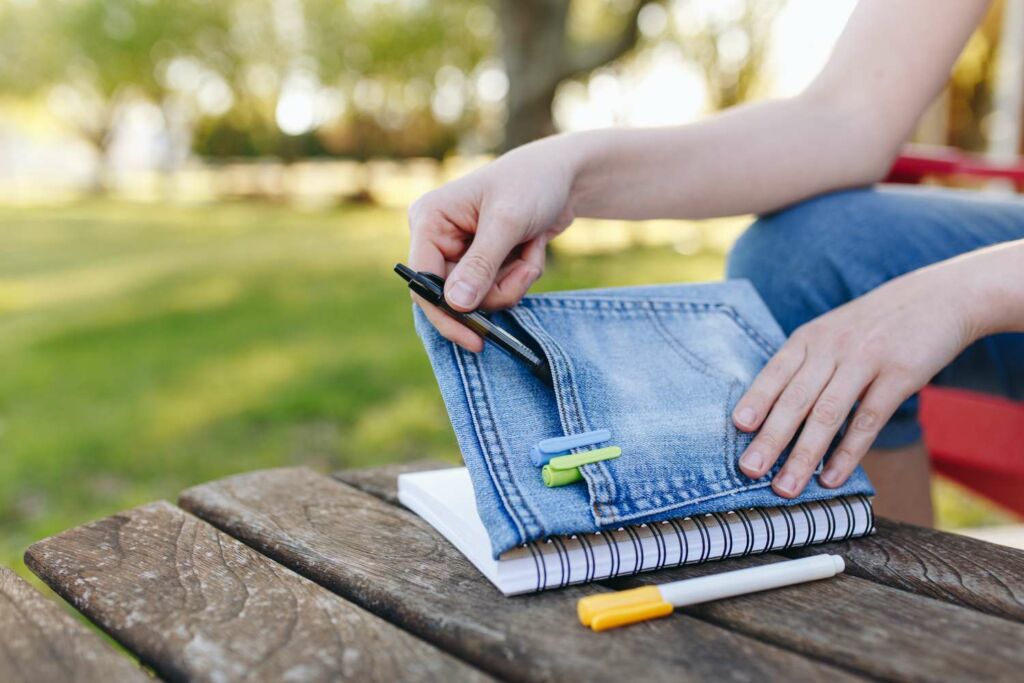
[398,466,875,596]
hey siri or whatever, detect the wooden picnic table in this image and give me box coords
[5,460,1024,682]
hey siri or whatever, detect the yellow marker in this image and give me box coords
[577,555,845,631]
[578,587,673,631]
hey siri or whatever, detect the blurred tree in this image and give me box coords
[0,0,231,190]
[669,0,783,110]
[0,0,787,173]
[499,0,650,150]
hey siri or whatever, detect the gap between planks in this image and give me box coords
[181,467,864,683]
[0,567,150,683]
[333,461,1024,682]
[25,501,492,683]
[336,460,1024,623]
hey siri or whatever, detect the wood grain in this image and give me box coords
[609,553,1024,682]
[783,517,1024,623]
[181,467,863,683]
[0,567,150,683]
[25,502,489,683]
[338,460,1024,625]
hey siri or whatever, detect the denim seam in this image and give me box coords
[645,304,734,385]
[521,298,774,524]
[512,308,590,433]
[455,344,543,541]
[527,297,777,360]
[596,479,776,525]
[449,342,526,543]
[513,308,620,506]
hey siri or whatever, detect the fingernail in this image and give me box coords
[739,451,764,475]
[820,469,840,487]
[446,280,477,308]
[735,406,757,428]
[775,472,798,496]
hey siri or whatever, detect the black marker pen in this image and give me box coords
[395,263,553,388]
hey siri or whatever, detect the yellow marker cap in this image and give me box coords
[577,586,674,631]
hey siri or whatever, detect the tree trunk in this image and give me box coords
[499,0,570,151]
[497,0,648,152]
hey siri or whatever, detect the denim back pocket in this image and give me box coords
[511,283,780,525]
[415,280,873,557]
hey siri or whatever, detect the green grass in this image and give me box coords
[0,200,1012,585]
[0,199,729,581]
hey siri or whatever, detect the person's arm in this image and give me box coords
[568,0,989,221]
[409,0,989,350]
[733,239,1024,497]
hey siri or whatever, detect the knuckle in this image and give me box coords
[851,408,881,433]
[779,383,810,410]
[486,201,520,228]
[741,389,769,409]
[755,430,783,452]
[810,396,843,427]
[788,448,818,470]
[857,333,890,361]
[460,252,497,281]
[407,196,432,226]
[791,322,820,345]
[764,356,791,379]
[830,447,858,465]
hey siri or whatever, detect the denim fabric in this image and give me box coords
[415,281,874,557]
[728,186,1024,448]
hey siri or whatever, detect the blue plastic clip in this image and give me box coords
[530,428,612,466]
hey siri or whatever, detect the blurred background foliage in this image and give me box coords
[0,0,1020,581]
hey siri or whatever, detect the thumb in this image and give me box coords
[445,211,520,311]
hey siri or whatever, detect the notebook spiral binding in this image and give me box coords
[508,494,874,593]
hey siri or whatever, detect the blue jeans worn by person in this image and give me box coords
[727,185,1024,449]
[414,282,873,557]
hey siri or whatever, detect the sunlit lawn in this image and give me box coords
[0,200,1011,582]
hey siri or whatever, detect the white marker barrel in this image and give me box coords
[659,554,845,607]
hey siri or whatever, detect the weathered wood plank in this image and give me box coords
[333,460,453,506]
[338,460,1024,624]
[340,461,1024,681]
[0,567,150,683]
[609,553,1024,682]
[783,517,1024,622]
[181,467,863,683]
[25,501,490,683]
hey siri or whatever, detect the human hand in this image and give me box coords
[732,259,982,498]
[408,138,577,351]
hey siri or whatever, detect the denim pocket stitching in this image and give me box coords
[512,308,621,506]
[455,344,544,541]
[528,296,778,360]
[596,479,776,525]
[643,304,736,386]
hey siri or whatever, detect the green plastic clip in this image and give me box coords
[542,446,622,487]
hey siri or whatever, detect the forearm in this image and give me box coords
[960,239,1024,338]
[563,93,887,221]
[559,0,987,222]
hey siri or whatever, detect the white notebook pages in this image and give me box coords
[398,467,875,596]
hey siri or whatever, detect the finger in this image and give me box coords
[408,216,482,351]
[772,365,875,498]
[820,375,909,488]
[481,235,547,310]
[444,207,521,311]
[738,354,835,481]
[732,341,807,432]
[410,291,484,352]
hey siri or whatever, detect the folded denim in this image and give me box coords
[414,280,874,558]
